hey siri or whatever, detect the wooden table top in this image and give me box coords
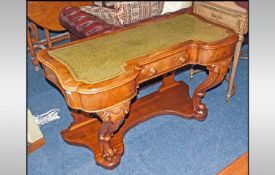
[27,1,94,31]
[47,14,229,84]
[37,12,238,112]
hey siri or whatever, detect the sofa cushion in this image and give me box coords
[113,1,164,26]
[80,6,115,25]
[80,1,164,26]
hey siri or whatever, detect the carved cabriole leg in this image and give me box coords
[226,35,244,102]
[96,101,130,163]
[192,58,231,120]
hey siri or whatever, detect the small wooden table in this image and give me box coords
[37,13,238,169]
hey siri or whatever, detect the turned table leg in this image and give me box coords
[44,29,53,48]
[29,22,40,43]
[192,58,231,120]
[96,101,130,165]
[27,24,39,71]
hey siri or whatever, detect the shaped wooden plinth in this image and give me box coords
[61,78,202,169]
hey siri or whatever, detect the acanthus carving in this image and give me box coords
[96,101,130,163]
[210,64,221,74]
[192,59,231,120]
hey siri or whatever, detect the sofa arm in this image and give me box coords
[59,6,117,40]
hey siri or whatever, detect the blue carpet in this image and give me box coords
[27,30,248,175]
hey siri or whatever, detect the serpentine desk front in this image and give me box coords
[37,13,238,169]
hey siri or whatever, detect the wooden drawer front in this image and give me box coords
[138,51,188,82]
[193,3,248,35]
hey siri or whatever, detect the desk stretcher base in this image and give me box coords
[61,79,202,169]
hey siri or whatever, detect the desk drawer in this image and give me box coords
[138,51,188,82]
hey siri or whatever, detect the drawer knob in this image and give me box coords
[179,56,186,64]
[149,68,157,75]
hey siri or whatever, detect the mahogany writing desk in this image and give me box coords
[37,13,238,169]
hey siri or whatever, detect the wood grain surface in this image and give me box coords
[27,1,94,31]
[217,152,248,175]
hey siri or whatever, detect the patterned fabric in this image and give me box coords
[60,6,115,39]
[80,6,115,25]
[80,1,164,26]
[114,1,164,26]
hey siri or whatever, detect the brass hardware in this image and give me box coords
[179,56,186,64]
[149,68,157,75]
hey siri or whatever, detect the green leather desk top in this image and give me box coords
[48,14,228,84]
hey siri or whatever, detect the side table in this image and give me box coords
[192,1,248,102]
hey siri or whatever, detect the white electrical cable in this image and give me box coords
[34,109,61,126]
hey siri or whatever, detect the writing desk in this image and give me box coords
[37,13,238,169]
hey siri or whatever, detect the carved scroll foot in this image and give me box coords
[192,59,231,120]
[193,101,208,121]
[96,101,130,165]
[98,122,119,163]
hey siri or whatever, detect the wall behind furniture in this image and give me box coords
[162,1,193,14]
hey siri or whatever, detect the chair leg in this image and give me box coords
[226,35,244,103]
